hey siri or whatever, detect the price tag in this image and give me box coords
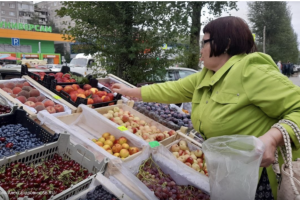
[149,141,160,148]
[118,126,128,131]
[53,95,61,100]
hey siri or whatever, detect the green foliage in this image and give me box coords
[248,2,299,63]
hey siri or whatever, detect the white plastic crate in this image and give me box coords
[70,172,130,200]
[0,133,108,200]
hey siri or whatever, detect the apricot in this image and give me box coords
[17,90,30,98]
[2,87,12,94]
[16,96,27,104]
[35,105,45,112]
[36,96,46,102]
[12,87,22,94]
[27,97,38,103]
[22,86,32,92]
[29,89,40,97]
[23,82,30,87]
[44,100,55,107]
[4,83,15,89]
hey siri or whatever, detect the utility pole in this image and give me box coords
[263,26,266,53]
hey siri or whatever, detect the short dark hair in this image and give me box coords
[203,16,257,57]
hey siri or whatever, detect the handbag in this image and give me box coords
[272,119,300,200]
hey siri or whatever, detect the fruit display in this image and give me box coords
[0,153,93,200]
[33,72,76,83]
[91,133,140,159]
[53,82,118,107]
[0,104,11,115]
[136,155,210,200]
[169,140,208,176]
[0,124,45,158]
[0,81,66,114]
[78,185,118,200]
[133,102,193,130]
[102,107,176,142]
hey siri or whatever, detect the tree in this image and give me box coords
[248,2,299,63]
[57,2,182,84]
[173,2,238,70]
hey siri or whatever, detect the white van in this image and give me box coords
[67,53,106,77]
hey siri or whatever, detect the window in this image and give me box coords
[54,2,57,6]
[22,4,28,9]
[9,3,15,8]
[178,70,196,79]
[1,11,4,14]
[1,3,5,6]
[165,71,176,81]
[9,12,15,16]
[10,19,16,23]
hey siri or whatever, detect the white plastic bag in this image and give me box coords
[202,135,265,200]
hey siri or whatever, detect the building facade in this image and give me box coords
[0,1,34,24]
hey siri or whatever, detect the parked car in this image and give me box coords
[136,67,200,87]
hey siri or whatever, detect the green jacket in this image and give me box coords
[141,52,300,199]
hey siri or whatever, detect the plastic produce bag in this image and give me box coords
[202,135,265,200]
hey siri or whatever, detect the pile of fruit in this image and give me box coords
[91,133,139,159]
[33,72,76,83]
[102,107,176,142]
[134,102,193,130]
[78,185,118,200]
[170,140,208,176]
[56,84,114,105]
[0,124,44,158]
[0,154,93,200]
[137,156,210,200]
[0,104,11,115]
[99,81,139,101]
[0,81,65,114]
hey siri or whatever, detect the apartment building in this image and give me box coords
[36,1,75,30]
[0,1,34,24]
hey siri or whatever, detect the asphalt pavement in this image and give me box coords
[288,72,300,86]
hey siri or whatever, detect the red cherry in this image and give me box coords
[0,137,6,142]
[5,142,13,148]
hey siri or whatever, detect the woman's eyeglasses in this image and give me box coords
[201,39,213,48]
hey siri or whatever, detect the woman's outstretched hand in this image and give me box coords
[111,83,142,99]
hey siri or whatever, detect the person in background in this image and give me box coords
[277,60,282,73]
[112,16,300,200]
[286,61,291,77]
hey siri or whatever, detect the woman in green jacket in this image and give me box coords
[112,16,300,200]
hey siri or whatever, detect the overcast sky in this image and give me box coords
[215,1,300,46]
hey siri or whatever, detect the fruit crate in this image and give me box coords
[0,94,17,116]
[0,78,75,118]
[0,133,109,200]
[21,64,83,89]
[50,78,122,108]
[105,146,210,200]
[88,100,185,146]
[0,108,59,159]
[36,104,148,163]
[69,172,130,200]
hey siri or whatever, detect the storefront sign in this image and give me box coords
[46,55,56,58]
[22,54,38,58]
[0,22,52,33]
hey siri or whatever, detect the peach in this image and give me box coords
[96,91,107,97]
[93,96,103,104]
[56,85,63,92]
[70,93,77,102]
[36,96,46,102]
[77,88,85,94]
[112,144,122,153]
[24,101,36,108]
[102,96,111,102]
[4,83,15,89]
[72,84,80,90]
[107,93,114,101]
[44,100,55,107]
[35,105,45,112]
[22,86,32,92]
[12,87,22,94]
[83,84,92,90]
[27,97,38,103]
[23,82,30,87]
[87,98,94,105]
[16,96,27,104]
[2,88,12,94]
[85,90,93,97]
[77,94,86,99]
[10,94,17,98]
[46,106,56,114]
[15,83,23,88]
[29,89,40,97]
[54,104,64,112]
[18,90,30,98]
[0,84,4,89]
[35,102,44,106]
[63,85,74,94]
[90,88,98,94]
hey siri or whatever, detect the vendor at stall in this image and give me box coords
[112,16,300,200]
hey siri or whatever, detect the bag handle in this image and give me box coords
[272,119,300,199]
